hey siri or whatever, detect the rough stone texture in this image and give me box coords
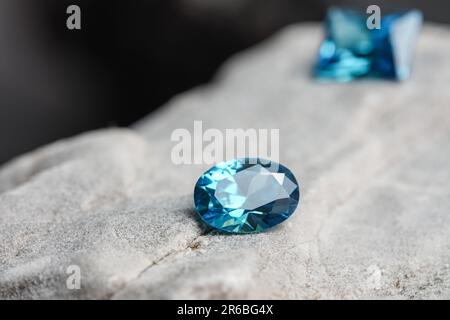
[1,24,450,299]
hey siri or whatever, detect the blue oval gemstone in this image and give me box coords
[194,158,300,234]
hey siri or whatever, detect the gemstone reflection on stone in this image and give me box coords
[194,158,300,234]
[315,8,423,81]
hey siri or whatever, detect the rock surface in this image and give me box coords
[1,24,450,299]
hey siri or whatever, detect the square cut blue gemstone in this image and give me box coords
[315,8,423,81]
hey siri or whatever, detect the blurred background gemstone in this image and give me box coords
[315,8,423,81]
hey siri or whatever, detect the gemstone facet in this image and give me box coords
[315,8,423,81]
[194,158,300,234]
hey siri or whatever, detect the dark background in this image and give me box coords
[0,0,449,165]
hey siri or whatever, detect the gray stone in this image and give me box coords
[1,24,450,299]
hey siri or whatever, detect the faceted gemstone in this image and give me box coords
[315,8,423,81]
[194,158,300,234]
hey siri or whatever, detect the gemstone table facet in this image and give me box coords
[315,8,423,81]
[194,158,300,234]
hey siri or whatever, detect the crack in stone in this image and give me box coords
[108,230,210,299]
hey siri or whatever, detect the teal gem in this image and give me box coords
[194,158,300,234]
[315,7,423,81]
